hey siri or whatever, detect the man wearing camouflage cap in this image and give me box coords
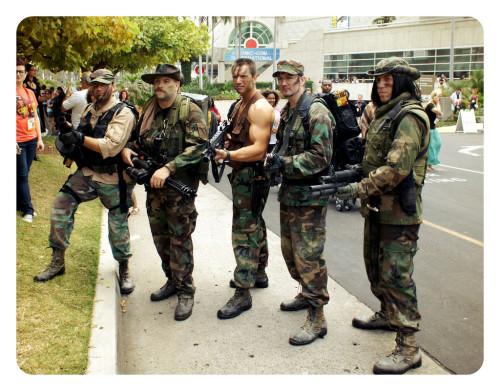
[34,69,138,296]
[122,64,208,321]
[335,57,430,374]
[265,59,335,346]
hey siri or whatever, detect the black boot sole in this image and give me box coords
[280,302,309,311]
[217,302,252,319]
[33,266,65,282]
[120,286,135,295]
[352,318,395,331]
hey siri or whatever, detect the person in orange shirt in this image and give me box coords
[16,59,44,223]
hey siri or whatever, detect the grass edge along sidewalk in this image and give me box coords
[16,138,102,375]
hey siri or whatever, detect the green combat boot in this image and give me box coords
[352,311,394,331]
[175,294,194,321]
[217,288,252,319]
[280,293,309,311]
[118,260,134,295]
[289,305,327,346]
[150,280,176,301]
[34,247,65,282]
[373,331,422,374]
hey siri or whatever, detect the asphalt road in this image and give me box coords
[209,131,484,374]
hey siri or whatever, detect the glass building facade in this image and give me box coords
[323,46,484,81]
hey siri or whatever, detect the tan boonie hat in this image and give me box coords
[141,64,181,85]
[90,69,115,84]
[272,59,304,77]
[367,57,420,80]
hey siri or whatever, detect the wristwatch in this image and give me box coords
[223,149,231,163]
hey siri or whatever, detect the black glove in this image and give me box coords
[264,154,285,173]
[60,129,85,146]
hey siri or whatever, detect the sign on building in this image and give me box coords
[224,48,280,62]
[418,74,435,96]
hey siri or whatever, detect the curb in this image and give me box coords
[86,209,120,375]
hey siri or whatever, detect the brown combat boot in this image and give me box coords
[289,305,327,345]
[217,288,252,319]
[175,294,194,321]
[373,331,422,374]
[34,247,65,282]
[118,260,134,294]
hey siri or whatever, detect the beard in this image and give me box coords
[94,85,114,105]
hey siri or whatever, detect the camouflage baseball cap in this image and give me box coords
[272,59,304,77]
[141,63,181,85]
[367,57,420,80]
[90,69,115,84]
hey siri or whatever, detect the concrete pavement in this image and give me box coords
[88,182,449,376]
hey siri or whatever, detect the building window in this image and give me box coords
[228,21,274,48]
[324,46,484,81]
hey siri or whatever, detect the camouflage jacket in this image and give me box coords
[133,94,208,191]
[358,92,430,224]
[277,93,335,206]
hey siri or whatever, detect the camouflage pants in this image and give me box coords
[280,204,329,307]
[146,188,197,296]
[49,169,134,262]
[229,166,269,289]
[363,220,421,331]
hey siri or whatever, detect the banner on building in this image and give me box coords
[224,48,280,62]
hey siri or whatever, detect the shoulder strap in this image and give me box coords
[98,102,124,127]
[390,103,429,159]
[177,96,192,152]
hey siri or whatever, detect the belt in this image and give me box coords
[87,164,119,175]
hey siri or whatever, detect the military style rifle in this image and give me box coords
[126,150,197,199]
[309,164,363,197]
[202,119,231,182]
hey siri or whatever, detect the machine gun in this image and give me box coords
[54,117,84,168]
[126,150,197,199]
[309,164,363,198]
[202,119,231,182]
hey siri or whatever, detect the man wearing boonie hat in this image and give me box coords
[265,59,335,346]
[335,56,430,374]
[121,63,208,321]
[35,68,138,297]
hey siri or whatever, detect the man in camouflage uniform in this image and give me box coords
[213,58,274,319]
[34,69,137,295]
[265,60,335,345]
[336,57,430,374]
[122,64,208,321]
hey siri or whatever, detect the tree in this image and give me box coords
[17,17,137,72]
[17,17,210,74]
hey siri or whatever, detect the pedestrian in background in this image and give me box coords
[425,89,443,171]
[17,59,44,223]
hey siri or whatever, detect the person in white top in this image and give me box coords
[62,71,91,129]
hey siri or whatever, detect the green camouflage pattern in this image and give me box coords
[367,57,420,80]
[137,95,208,193]
[272,59,305,77]
[280,204,329,307]
[49,169,134,261]
[230,166,270,289]
[90,69,115,84]
[363,220,421,331]
[277,97,335,206]
[146,189,197,295]
[358,93,430,224]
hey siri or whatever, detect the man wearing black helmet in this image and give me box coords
[335,57,430,374]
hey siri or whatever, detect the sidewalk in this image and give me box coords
[88,183,449,375]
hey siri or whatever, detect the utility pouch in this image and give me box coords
[397,169,417,215]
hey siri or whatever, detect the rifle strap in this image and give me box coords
[275,92,308,157]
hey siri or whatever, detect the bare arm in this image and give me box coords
[214,98,273,162]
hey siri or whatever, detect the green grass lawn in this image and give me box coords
[16,138,103,374]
